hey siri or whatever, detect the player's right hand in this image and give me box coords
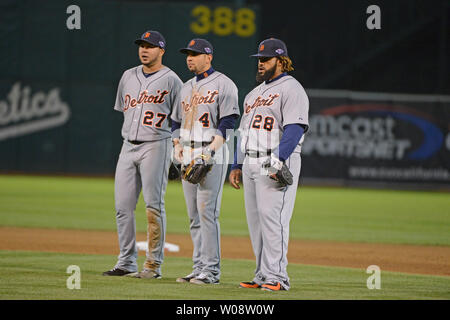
[229,169,242,189]
[173,143,183,164]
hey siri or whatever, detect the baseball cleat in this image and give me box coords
[189,273,219,285]
[176,272,198,283]
[133,269,162,279]
[239,281,261,289]
[261,282,285,291]
[102,268,136,276]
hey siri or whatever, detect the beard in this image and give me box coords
[256,63,277,84]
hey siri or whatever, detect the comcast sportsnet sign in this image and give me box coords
[304,104,444,161]
[302,90,450,185]
[0,82,71,141]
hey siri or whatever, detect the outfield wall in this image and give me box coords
[0,0,449,189]
[0,0,260,174]
[2,83,449,189]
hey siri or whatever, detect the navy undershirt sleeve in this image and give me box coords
[217,114,238,139]
[274,124,305,162]
[171,120,181,133]
[231,137,242,170]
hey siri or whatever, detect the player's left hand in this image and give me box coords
[262,154,293,186]
[261,153,283,175]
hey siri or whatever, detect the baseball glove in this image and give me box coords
[271,162,293,186]
[181,154,213,184]
[262,155,293,187]
[168,162,181,180]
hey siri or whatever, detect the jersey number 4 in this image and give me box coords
[143,111,167,128]
[198,112,210,128]
[251,115,274,131]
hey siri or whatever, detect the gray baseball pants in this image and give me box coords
[242,152,302,290]
[181,145,228,281]
[114,138,172,274]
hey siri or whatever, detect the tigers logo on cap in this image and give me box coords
[251,38,289,58]
[135,30,166,48]
[180,38,214,55]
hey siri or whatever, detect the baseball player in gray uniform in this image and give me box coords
[171,38,240,284]
[229,38,309,291]
[103,30,183,279]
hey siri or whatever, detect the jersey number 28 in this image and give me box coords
[251,115,274,131]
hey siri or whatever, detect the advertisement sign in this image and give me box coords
[302,90,450,186]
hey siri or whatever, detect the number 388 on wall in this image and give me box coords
[190,5,256,37]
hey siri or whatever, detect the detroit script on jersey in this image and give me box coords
[182,89,219,131]
[244,93,280,113]
[171,71,239,144]
[123,90,169,112]
[181,90,219,112]
[239,75,309,153]
[114,65,183,142]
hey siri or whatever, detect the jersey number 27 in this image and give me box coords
[143,111,167,128]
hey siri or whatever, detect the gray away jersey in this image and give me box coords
[239,75,309,153]
[114,65,183,141]
[171,71,240,143]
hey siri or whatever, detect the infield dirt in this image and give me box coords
[0,226,449,277]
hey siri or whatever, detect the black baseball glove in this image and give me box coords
[181,154,213,184]
[168,162,181,180]
[272,162,293,186]
[262,155,293,187]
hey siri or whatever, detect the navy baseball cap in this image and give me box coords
[180,38,213,55]
[251,38,288,58]
[135,30,166,49]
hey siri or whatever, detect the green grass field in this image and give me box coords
[0,175,449,245]
[0,175,449,300]
[1,251,448,300]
